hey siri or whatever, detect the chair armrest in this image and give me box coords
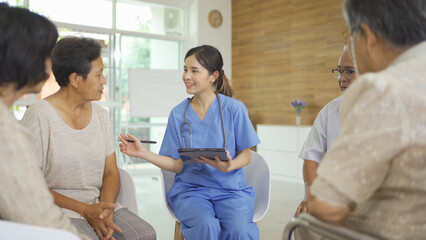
[283,213,380,240]
[0,220,80,240]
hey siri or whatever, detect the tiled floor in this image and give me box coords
[129,168,304,240]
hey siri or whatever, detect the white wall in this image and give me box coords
[189,0,232,79]
[257,125,312,183]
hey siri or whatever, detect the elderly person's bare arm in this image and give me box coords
[295,160,318,216]
[307,191,351,225]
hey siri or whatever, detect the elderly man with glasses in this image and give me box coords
[295,45,357,218]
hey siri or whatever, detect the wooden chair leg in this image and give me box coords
[174,221,184,240]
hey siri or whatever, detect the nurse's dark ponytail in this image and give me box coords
[185,45,234,97]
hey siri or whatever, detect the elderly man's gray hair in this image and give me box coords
[343,0,426,48]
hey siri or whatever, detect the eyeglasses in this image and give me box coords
[331,69,355,80]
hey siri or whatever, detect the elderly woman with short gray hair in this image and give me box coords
[305,0,426,239]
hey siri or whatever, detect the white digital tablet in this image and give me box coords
[178,148,228,161]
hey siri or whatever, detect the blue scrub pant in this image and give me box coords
[170,187,259,240]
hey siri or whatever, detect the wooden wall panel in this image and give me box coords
[232,0,347,127]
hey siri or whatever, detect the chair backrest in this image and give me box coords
[247,150,271,222]
[0,220,80,240]
[283,213,379,240]
[160,150,271,222]
[117,168,139,215]
[160,168,178,219]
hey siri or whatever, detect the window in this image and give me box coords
[119,36,180,164]
[120,35,180,102]
[116,0,184,36]
[11,0,188,167]
[1,0,24,7]
[29,0,113,28]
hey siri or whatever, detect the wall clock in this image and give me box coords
[208,10,223,28]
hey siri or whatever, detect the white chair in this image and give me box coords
[117,167,139,215]
[160,150,271,240]
[247,150,271,222]
[283,213,380,240]
[0,220,80,240]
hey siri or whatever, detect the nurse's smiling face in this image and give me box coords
[183,55,217,96]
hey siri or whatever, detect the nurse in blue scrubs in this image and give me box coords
[119,45,260,240]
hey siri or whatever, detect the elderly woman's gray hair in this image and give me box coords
[343,0,426,48]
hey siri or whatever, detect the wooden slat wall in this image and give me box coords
[232,0,348,126]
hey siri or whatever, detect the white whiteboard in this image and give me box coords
[128,69,190,118]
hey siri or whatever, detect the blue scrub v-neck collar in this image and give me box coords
[188,95,219,125]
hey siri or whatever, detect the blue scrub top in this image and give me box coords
[159,94,260,200]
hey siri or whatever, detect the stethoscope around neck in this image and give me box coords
[180,93,227,149]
